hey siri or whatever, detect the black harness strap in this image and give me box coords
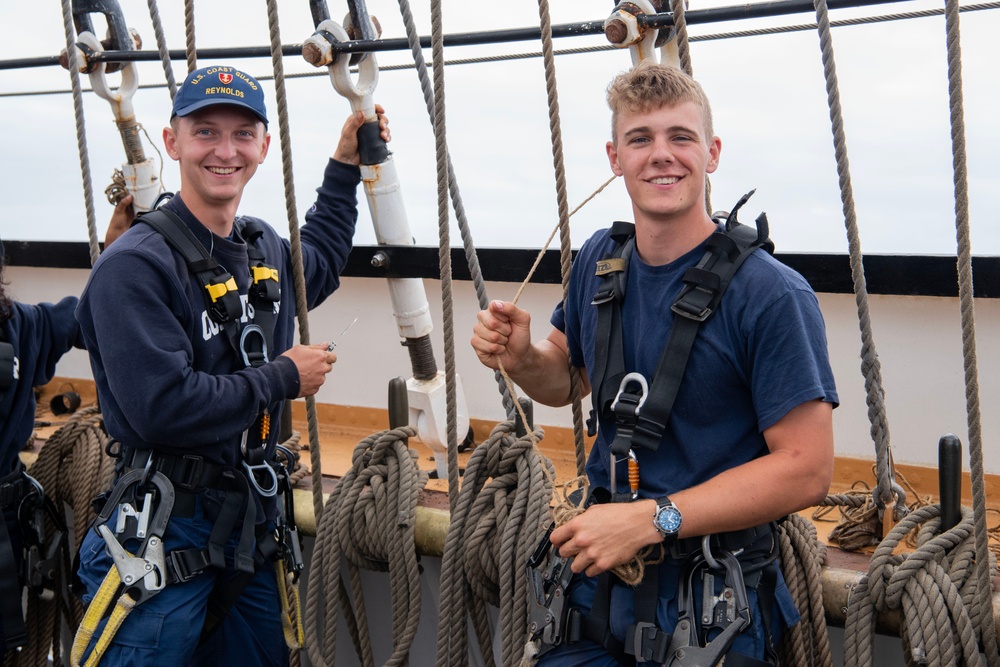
[581,192,778,664]
[0,466,27,650]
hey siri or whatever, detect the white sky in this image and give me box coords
[2,0,999,255]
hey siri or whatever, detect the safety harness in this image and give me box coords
[1,460,67,652]
[71,207,304,666]
[527,192,781,666]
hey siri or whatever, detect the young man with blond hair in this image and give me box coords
[473,61,837,665]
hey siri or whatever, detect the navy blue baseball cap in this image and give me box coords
[172,66,268,127]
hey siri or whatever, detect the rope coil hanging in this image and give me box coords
[434,421,554,667]
[305,426,426,667]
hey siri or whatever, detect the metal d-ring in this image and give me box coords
[243,461,279,498]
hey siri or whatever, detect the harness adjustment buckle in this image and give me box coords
[628,620,671,664]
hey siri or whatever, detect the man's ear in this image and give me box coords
[606,141,624,177]
[258,132,271,164]
[706,136,722,175]
[163,126,179,161]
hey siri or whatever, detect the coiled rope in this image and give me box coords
[843,505,996,666]
[307,426,426,667]
[437,421,553,667]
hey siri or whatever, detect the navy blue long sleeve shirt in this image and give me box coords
[76,159,360,477]
[1,297,83,476]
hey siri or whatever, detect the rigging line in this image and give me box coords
[395,0,517,419]
[2,0,951,72]
[813,0,902,518]
[8,1,999,96]
[58,0,100,267]
[944,0,999,657]
[145,0,178,99]
[184,0,197,72]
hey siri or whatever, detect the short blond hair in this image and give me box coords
[606,61,714,143]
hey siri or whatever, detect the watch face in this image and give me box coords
[655,506,682,534]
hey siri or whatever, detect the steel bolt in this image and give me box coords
[605,18,629,44]
[371,251,390,268]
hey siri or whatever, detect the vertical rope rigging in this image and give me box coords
[394,0,516,419]
[145,0,178,100]
[813,0,903,520]
[184,0,197,72]
[59,0,100,266]
[536,0,587,477]
[942,0,999,659]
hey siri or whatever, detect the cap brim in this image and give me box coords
[172,98,268,126]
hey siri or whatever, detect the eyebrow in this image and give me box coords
[622,124,702,139]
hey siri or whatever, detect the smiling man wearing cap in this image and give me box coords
[74,65,390,666]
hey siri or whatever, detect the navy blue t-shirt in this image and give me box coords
[1,298,83,476]
[552,225,839,497]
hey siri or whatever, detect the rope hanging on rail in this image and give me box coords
[184,0,197,72]
[145,0,177,99]
[306,426,426,667]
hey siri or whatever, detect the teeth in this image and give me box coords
[208,167,237,175]
[649,177,679,185]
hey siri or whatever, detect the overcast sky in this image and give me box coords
[2,0,999,256]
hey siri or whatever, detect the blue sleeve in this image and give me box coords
[77,248,298,446]
[25,296,82,387]
[297,159,362,309]
[748,287,839,432]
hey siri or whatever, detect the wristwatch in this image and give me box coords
[653,496,683,545]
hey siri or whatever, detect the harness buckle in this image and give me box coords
[526,525,578,654]
[629,620,670,663]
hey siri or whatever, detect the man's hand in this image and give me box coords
[471,300,533,372]
[104,194,134,248]
[550,500,661,577]
[333,104,390,166]
[281,343,337,397]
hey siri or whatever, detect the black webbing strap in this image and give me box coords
[138,209,246,363]
[199,527,280,645]
[591,221,636,431]
[616,199,772,452]
[625,565,671,664]
[241,219,280,369]
[0,509,27,650]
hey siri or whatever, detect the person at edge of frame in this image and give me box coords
[74,64,390,666]
[0,210,126,654]
[471,60,837,666]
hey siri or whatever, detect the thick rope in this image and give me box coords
[535,0,587,478]
[843,505,996,667]
[777,514,833,667]
[306,427,425,667]
[813,0,903,521]
[183,0,197,72]
[145,0,177,100]
[394,0,517,419]
[670,0,694,76]
[8,408,115,667]
[435,422,554,667]
[59,0,100,266]
[942,0,999,659]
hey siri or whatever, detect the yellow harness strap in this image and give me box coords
[70,566,137,667]
[275,560,304,649]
